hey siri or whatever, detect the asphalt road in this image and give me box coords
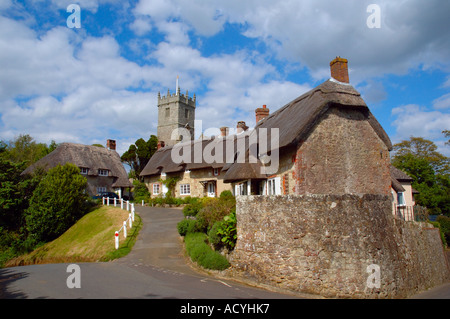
[1,206,449,300]
[0,206,295,299]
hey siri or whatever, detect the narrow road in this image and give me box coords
[0,206,294,299]
[1,206,448,300]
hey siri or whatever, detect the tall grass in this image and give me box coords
[4,206,142,267]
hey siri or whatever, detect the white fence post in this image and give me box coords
[115,231,119,249]
[107,197,110,206]
[123,221,127,238]
[126,201,130,211]
[142,200,144,206]
[131,204,135,222]
[121,198,123,210]
[102,197,105,205]
[114,197,117,207]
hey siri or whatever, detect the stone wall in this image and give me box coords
[293,107,391,196]
[230,195,449,298]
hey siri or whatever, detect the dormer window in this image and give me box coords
[80,167,89,175]
[98,169,109,176]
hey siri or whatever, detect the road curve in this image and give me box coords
[0,206,294,299]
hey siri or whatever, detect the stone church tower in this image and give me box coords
[157,85,196,147]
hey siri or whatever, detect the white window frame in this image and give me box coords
[80,167,89,175]
[180,184,191,195]
[213,168,219,176]
[98,169,109,176]
[397,192,406,207]
[97,186,106,194]
[153,183,160,195]
[267,177,281,195]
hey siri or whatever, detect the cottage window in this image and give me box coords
[397,192,406,206]
[213,168,219,176]
[153,183,160,195]
[180,184,190,195]
[98,169,109,176]
[267,177,281,195]
[80,167,89,175]
[97,186,106,194]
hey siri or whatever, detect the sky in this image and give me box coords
[0,0,449,157]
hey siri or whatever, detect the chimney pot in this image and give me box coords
[236,121,249,134]
[106,139,116,151]
[330,56,349,83]
[255,104,270,123]
[220,126,229,137]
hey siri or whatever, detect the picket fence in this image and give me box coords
[102,197,135,250]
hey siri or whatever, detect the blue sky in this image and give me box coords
[0,0,449,156]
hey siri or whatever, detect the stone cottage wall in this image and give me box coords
[230,195,449,298]
[293,107,391,196]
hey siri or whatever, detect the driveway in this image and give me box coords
[0,206,294,299]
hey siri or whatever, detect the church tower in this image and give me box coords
[157,80,196,147]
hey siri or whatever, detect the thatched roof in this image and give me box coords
[140,134,247,177]
[223,79,392,182]
[141,79,392,183]
[22,143,132,188]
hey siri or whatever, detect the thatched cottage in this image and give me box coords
[22,139,132,198]
[141,57,417,216]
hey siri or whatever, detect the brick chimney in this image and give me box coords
[330,56,349,83]
[255,104,270,123]
[220,126,229,137]
[157,141,165,150]
[236,121,249,134]
[106,139,116,151]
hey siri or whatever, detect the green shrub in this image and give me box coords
[196,197,235,231]
[177,219,198,236]
[184,232,230,270]
[208,221,223,249]
[25,163,89,243]
[183,201,203,217]
[216,210,237,250]
[133,180,150,203]
[436,215,450,246]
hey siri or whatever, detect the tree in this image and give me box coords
[444,130,450,146]
[2,134,57,165]
[25,163,88,243]
[121,135,158,178]
[0,158,27,230]
[392,136,448,175]
[392,137,450,215]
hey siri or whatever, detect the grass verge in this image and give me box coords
[184,232,230,271]
[5,206,142,267]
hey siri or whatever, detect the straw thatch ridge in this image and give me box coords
[22,142,132,189]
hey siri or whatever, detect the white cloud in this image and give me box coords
[133,0,450,83]
[391,104,450,155]
[433,93,450,110]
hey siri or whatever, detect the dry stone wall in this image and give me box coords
[230,194,449,298]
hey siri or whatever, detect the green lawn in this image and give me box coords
[5,206,142,267]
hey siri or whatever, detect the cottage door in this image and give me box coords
[162,184,168,197]
[207,182,216,197]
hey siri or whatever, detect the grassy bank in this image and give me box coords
[5,206,142,267]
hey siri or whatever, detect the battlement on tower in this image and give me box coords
[158,88,196,108]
